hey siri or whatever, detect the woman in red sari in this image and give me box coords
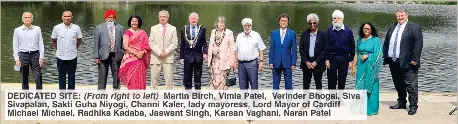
[118,15,150,90]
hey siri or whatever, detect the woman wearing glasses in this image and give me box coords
[299,13,329,89]
[351,22,383,116]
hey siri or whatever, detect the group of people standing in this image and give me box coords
[13,8,422,116]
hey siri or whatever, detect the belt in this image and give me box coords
[19,51,38,54]
[239,58,257,62]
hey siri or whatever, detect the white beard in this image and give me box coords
[244,27,252,34]
[107,21,114,27]
[332,21,343,29]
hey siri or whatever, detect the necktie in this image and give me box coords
[162,25,166,50]
[392,25,401,62]
[281,30,285,45]
[109,26,115,51]
[192,26,196,39]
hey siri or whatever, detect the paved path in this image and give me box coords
[1,83,456,124]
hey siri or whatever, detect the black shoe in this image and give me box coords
[408,106,418,115]
[389,103,407,109]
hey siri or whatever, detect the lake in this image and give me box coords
[1,2,456,92]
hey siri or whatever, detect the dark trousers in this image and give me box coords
[327,55,349,89]
[19,51,43,90]
[389,59,419,107]
[183,62,203,90]
[57,57,77,90]
[303,58,323,89]
[238,59,259,90]
[272,63,293,90]
[98,52,120,90]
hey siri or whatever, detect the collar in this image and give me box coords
[244,31,253,37]
[280,28,287,32]
[398,19,409,26]
[332,24,345,31]
[21,24,35,30]
[190,24,198,28]
[63,23,73,29]
[310,28,318,35]
[162,23,168,27]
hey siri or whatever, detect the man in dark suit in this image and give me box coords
[299,13,328,89]
[269,13,297,90]
[93,9,124,90]
[383,9,423,115]
[180,12,207,90]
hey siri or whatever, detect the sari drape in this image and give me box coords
[118,29,151,90]
[354,36,383,115]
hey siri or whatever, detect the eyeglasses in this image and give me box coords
[308,22,317,25]
[363,28,371,30]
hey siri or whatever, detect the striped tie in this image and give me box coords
[392,25,401,62]
[109,26,115,51]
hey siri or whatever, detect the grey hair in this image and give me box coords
[22,12,33,18]
[213,15,226,29]
[306,13,319,23]
[189,12,199,18]
[158,10,169,17]
[396,8,408,14]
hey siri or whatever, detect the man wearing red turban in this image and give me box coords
[93,9,125,90]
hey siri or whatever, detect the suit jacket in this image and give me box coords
[383,21,423,69]
[269,28,297,69]
[149,23,179,64]
[299,29,329,71]
[208,29,236,70]
[179,24,208,63]
[93,22,125,62]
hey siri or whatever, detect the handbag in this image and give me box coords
[225,68,237,87]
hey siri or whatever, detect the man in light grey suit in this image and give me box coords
[149,10,178,90]
[93,9,125,90]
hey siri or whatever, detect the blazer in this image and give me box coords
[179,24,208,63]
[149,23,179,64]
[93,22,125,62]
[383,21,423,69]
[299,29,329,71]
[268,28,297,69]
[208,29,236,70]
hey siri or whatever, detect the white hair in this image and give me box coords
[241,18,252,25]
[22,12,33,18]
[306,13,319,23]
[214,15,226,28]
[332,10,344,20]
[158,10,169,17]
[189,12,199,18]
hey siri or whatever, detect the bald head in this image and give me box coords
[22,12,33,25]
[62,11,72,16]
[62,11,73,25]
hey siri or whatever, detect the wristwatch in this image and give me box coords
[259,59,264,62]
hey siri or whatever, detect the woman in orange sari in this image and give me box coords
[118,15,150,90]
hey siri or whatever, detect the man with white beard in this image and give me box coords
[234,18,266,89]
[325,10,355,89]
[93,9,125,90]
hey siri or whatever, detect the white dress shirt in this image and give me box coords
[388,20,408,58]
[13,25,45,61]
[51,23,82,60]
[280,28,287,44]
[235,30,266,61]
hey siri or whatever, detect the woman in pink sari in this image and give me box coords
[118,15,150,90]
